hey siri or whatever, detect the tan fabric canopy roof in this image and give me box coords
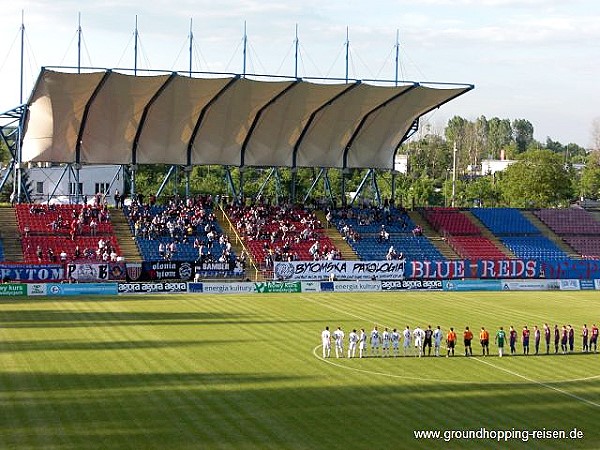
[22,69,472,169]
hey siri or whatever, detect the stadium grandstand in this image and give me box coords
[2,67,600,280]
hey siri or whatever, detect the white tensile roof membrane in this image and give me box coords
[21,69,472,169]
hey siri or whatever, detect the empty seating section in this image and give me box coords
[421,207,506,260]
[422,207,481,235]
[447,236,506,260]
[226,203,338,267]
[534,208,600,258]
[471,207,567,260]
[470,208,539,235]
[534,208,600,235]
[16,203,121,263]
[501,236,568,260]
[347,236,443,261]
[124,196,235,263]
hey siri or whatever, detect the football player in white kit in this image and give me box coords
[348,329,359,358]
[413,326,425,357]
[333,327,345,358]
[321,326,331,358]
[391,328,401,357]
[370,326,381,357]
[382,327,391,357]
[403,326,412,356]
[359,328,367,358]
[433,325,443,357]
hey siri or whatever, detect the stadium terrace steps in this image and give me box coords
[520,210,578,258]
[462,211,515,259]
[316,210,358,260]
[0,206,23,262]
[406,210,459,260]
[215,206,247,260]
[111,208,142,262]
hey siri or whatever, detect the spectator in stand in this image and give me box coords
[74,245,82,259]
[59,250,68,263]
[114,190,121,208]
[412,225,423,237]
[89,218,98,236]
[36,245,43,262]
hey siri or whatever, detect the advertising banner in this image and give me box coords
[0,264,64,282]
[254,281,301,293]
[27,283,47,296]
[117,282,188,294]
[381,279,443,291]
[579,280,596,290]
[443,279,502,291]
[595,280,600,290]
[500,280,560,291]
[559,279,580,291]
[274,260,468,281]
[190,282,256,294]
[332,280,382,292]
[66,263,126,282]
[0,283,27,296]
[301,282,321,293]
[47,283,118,296]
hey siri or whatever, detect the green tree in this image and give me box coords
[579,151,600,199]
[487,117,513,159]
[497,149,574,207]
[512,119,534,153]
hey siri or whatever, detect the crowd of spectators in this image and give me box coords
[226,201,340,266]
[126,194,237,264]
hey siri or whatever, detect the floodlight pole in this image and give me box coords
[345,26,349,83]
[77,12,82,74]
[451,142,457,207]
[294,24,299,79]
[188,18,193,77]
[19,11,24,104]
[242,21,247,77]
[394,29,400,86]
[134,15,139,76]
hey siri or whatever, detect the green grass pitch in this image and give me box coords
[0,291,598,449]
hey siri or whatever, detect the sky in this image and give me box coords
[0,0,599,148]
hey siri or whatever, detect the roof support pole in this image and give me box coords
[225,166,238,204]
[341,170,348,207]
[323,169,334,207]
[130,164,137,199]
[184,166,192,198]
[290,168,297,204]
[46,164,70,205]
[303,168,324,205]
[104,165,123,205]
[371,169,381,207]
[69,163,83,204]
[391,171,397,205]
[255,168,275,201]
[274,168,282,205]
[350,169,371,207]
[155,165,176,200]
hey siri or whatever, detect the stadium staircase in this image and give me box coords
[215,206,266,281]
[111,208,142,262]
[0,206,23,262]
[315,210,358,260]
[520,211,577,258]
[406,210,458,260]
[462,211,515,259]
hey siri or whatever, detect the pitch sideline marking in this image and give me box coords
[471,356,600,409]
